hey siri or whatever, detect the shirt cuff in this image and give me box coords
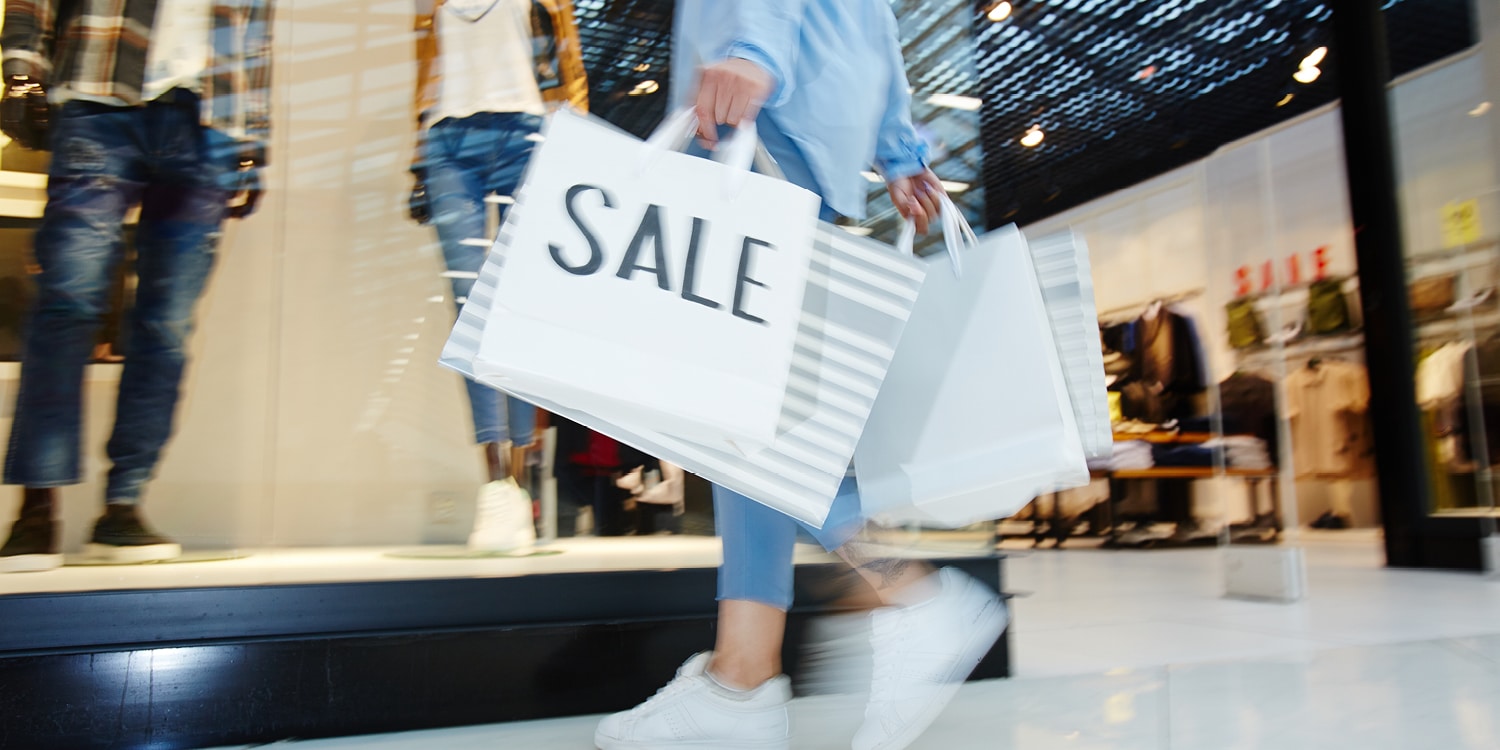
[723,43,790,109]
[878,133,931,182]
[2,55,46,82]
[879,158,928,183]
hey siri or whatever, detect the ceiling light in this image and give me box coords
[987,1,1012,22]
[629,80,660,96]
[1293,65,1321,84]
[927,94,982,111]
[941,181,970,194]
[1303,46,1328,68]
[1471,101,1492,117]
[1020,127,1045,148]
[633,63,651,73]
[1276,93,1295,107]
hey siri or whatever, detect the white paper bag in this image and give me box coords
[445,212,925,527]
[471,109,822,449]
[853,198,1093,528]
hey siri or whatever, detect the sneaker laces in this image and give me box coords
[634,667,702,712]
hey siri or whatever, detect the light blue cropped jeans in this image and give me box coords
[710,115,871,611]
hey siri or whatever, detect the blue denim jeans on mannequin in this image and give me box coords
[422,112,540,447]
[709,116,870,611]
[4,92,236,504]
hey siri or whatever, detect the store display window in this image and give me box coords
[0,0,995,597]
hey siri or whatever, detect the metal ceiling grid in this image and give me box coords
[974,0,1476,229]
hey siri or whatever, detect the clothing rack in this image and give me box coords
[1097,288,1206,324]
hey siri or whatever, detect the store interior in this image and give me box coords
[0,0,1495,589]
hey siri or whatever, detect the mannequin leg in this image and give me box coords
[104,164,227,507]
[4,128,140,495]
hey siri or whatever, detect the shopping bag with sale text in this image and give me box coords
[470,109,821,451]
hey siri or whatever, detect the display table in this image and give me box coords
[1017,432,1281,548]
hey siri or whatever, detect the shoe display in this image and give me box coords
[853,568,1008,750]
[595,652,791,750]
[0,514,63,573]
[86,506,182,564]
[469,479,537,553]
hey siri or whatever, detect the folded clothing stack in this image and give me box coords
[1203,436,1272,470]
[1090,440,1153,471]
[1151,444,1220,468]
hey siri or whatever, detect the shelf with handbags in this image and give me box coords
[1224,275,1364,364]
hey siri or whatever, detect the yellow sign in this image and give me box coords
[1442,199,1483,248]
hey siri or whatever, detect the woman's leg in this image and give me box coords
[709,484,797,688]
[801,477,938,606]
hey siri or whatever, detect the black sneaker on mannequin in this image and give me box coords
[87,506,181,564]
[0,513,63,573]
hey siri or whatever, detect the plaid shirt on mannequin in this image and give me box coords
[1,0,274,161]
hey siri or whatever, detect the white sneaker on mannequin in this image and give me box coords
[852,567,1008,750]
[467,479,535,553]
[595,652,792,750]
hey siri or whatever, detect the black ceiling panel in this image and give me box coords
[974,0,1476,228]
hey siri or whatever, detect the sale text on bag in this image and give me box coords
[548,185,779,326]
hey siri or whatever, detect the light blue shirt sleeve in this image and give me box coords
[715,1,812,108]
[873,8,928,181]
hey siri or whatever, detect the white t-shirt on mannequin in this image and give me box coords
[431,0,546,125]
[142,0,213,101]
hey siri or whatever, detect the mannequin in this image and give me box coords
[410,0,587,547]
[0,0,274,572]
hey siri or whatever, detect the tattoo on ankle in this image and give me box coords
[859,557,913,590]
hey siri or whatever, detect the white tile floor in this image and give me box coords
[208,532,1500,749]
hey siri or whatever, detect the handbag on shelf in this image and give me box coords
[1409,274,1457,320]
[1225,296,1266,349]
[1306,278,1352,335]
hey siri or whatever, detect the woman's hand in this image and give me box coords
[693,59,775,146]
[887,169,945,236]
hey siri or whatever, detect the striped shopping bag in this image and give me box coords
[443,201,926,528]
[1029,230,1112,460]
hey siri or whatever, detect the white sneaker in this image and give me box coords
[595,652,792,750]
[467,479,535,553]
[853,568,1008,750]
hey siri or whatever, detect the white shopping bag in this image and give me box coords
[853,197,1096,528]
[444,184,925,527]
[472,109,821,449]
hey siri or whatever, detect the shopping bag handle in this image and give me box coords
[640,108,771,195]
[895,191,977,278]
